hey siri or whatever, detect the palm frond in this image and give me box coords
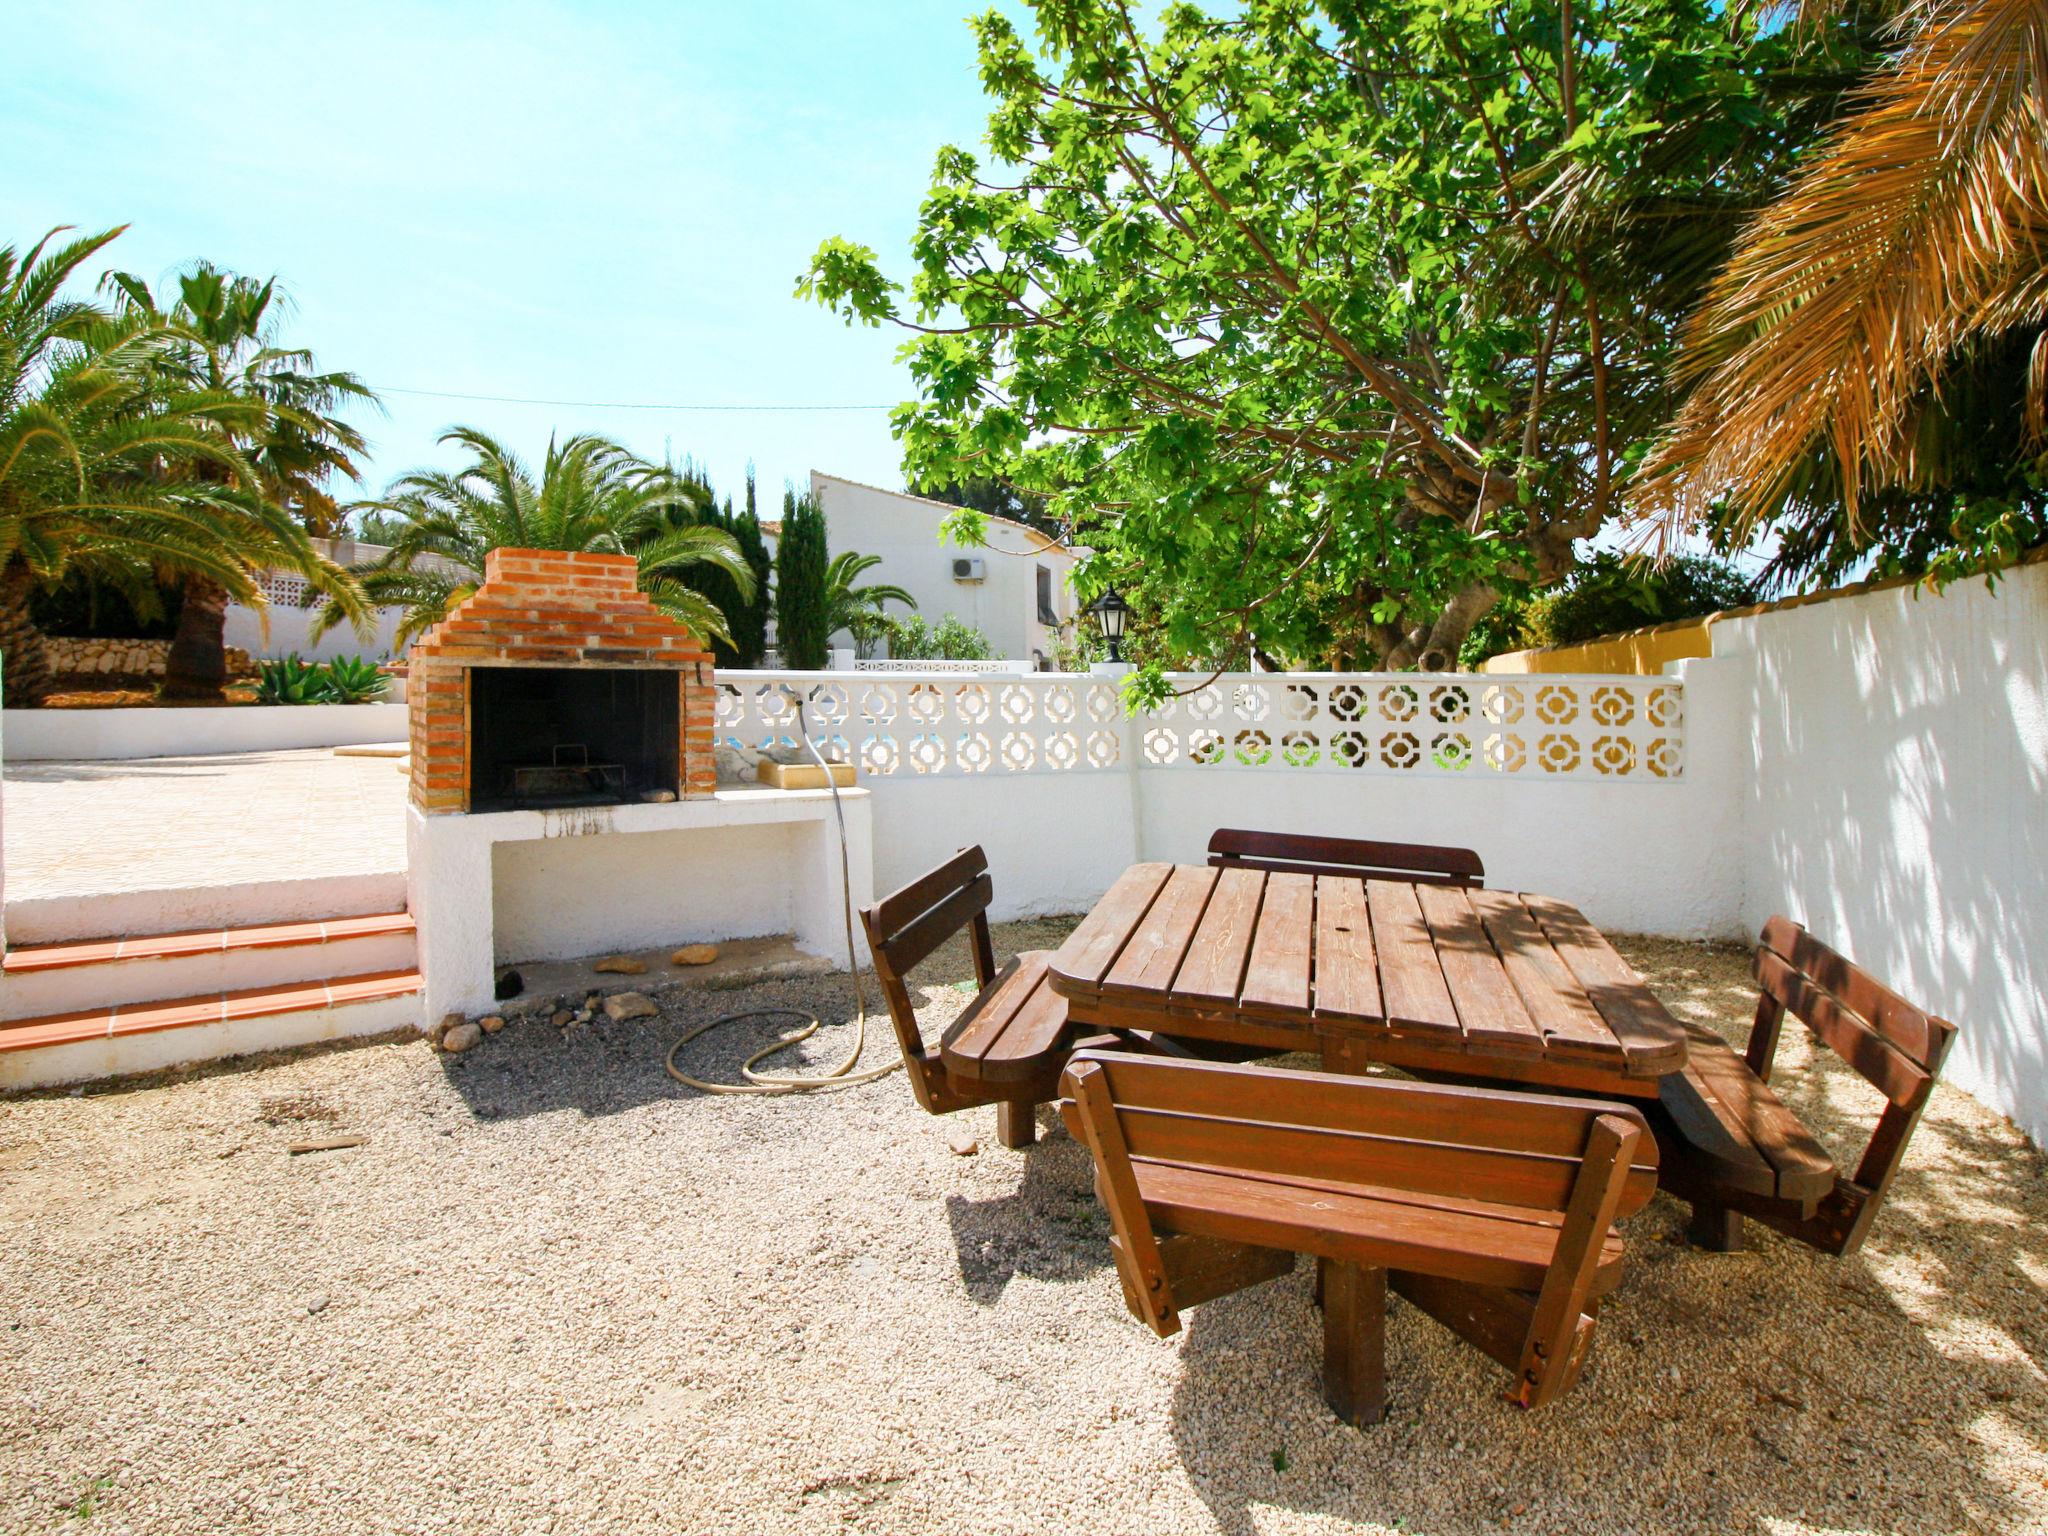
[1636,0,2048,543]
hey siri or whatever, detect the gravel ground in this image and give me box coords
[3,923,2044,1536]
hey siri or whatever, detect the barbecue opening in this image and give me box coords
[467,665,681,812]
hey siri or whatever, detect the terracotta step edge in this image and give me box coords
[3,913,416,974]
[0,969,425,1053]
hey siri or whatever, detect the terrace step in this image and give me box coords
[1,913,418,1021]
[0,968,424,1091]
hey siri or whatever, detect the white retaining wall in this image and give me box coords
[0,702,407,761]
[1711,561,2048,1146]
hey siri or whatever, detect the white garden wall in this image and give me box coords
[1709,560,2048,1146]
[718,666,1730,937]
[0,702,407,761]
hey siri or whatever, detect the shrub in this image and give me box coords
[886,613,995,661]
[1526,552,1756,649]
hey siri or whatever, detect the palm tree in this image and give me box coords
[106,264,377,698]
[325,428,754,647]
[821,551,916,659]
[1636,0,2048,557]
[0,228,362,704]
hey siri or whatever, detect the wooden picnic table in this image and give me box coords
[1029,862,1689,1099]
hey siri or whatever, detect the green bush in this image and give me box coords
[30,569,182,639]
[885,613,995,661]
[1524,552,1757,649]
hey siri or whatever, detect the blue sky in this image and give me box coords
[1,1,1007,514]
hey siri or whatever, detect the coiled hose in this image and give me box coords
[663,696,903,1095]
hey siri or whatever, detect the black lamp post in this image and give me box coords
[1086,586,1130,663]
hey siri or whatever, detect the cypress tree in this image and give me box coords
[729,489,773,667]
[774,484,830,668]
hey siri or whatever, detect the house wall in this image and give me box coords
[809,472,1080,664]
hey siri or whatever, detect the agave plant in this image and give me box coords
[323,428,754,647]
[319,655,389,704]
[254,654,328,705]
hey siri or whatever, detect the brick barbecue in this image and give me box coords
[406,547,717,813]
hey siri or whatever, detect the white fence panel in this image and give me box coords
[715,670,1685,783]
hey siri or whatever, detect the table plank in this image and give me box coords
[1522,896,1688,1074]
[1104,864,1219,997]
[1364,880,1461,1038]
[1050,863,1172,991]
[1415,884,1544,1057]
[1312,876,1382,1024]
[1466,890,1622,1062]
[1171,866,1265,1005]
[1239,872,1314,1017]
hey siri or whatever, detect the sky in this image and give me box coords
[1,0,1010,515]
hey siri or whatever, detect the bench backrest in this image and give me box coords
[1748,916,1958,1251]
[858,846,998,1099]
[1207,828,1484,887]
[1062,1050,1655,1405]
[1060,1050,1659,1218]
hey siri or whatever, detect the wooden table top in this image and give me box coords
[1046,863,1689,1085]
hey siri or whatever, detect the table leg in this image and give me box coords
[996,1099,1037,1149]
[1321,1258,1387,1427]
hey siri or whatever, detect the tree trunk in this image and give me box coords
[161,576,231,701]
[1377,581,1500,671]
[0,559,52,705]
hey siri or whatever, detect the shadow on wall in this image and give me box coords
[1733,569,2048,1143]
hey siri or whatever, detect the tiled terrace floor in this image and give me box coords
[2,750,407,902]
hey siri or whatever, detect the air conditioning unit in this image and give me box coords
[951,556,986,582]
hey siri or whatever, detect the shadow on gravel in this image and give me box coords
[1163,1166,2045,1536]
[942,1129,1114,1304]
[434,971,882,1123]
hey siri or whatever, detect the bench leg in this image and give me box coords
[996,1099,1038,1149]
[1320,1258,1387,1427]
[1687,1196,1744,1252]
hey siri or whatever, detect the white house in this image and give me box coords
[803,472,1084,667]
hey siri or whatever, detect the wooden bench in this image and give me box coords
[1060,1050,1659,1423]
[1654,915,1958,1255]
[859,845,1080,1149]
[1207,827,1485,887]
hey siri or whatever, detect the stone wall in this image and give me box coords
[47,637,255,678]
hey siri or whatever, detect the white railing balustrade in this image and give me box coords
[713,671,1684,781]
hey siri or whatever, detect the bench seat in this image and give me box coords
[1652,917,1956,1256]
[1657,1022,1836,1204]
[938,949,1069,1087]
[1129,1159,1629,1297]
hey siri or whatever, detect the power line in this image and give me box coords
[377,385,893,412]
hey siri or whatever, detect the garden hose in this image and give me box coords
[663,693,903,1095]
